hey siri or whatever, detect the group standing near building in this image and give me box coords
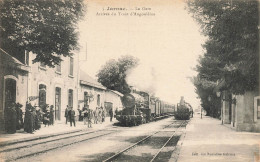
[4,101,56,134]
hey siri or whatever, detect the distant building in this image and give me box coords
[216,80,260,132]
[79,70,106,110]
[104,90,124,116]
[0,49,30,131]
[79,70,124,116]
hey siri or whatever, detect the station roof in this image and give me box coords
[109,90,124,97]
[0,48,30,72]
[80,70,106,90]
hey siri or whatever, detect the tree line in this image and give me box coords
[187,0,259,117]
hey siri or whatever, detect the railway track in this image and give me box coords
[1,127,121,162]
[102,120,187,162]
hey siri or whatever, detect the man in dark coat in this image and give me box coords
[109,108,113,122]
[69,107,76,127]
[65,105,69,124]
[31,106,36,131]
[87,109,93,128]
[101,106,105,122]
[82,105,88,125]
[49,105,54,125]
[43,107,50,127]
[78,107,83,121]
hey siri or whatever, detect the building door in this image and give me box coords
[39,84,46,109]
[4,78,16,108]
[104,102,113,117]
[55,87,61,120]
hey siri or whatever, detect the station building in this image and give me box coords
[79,70,106,111]
[104,90,124,115]
[216,80,260,132]
[0,48,30,131]
[0,49,124,131]
[26,51,79,122]
[79,70,125,116]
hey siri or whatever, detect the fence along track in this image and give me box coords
[102,120,186,162]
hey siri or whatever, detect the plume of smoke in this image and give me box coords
[126,64,157,95]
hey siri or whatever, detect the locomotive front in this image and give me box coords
[115,93,148,126]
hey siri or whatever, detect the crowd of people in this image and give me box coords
[4,102,55,134]
[65,105,114,128]
[4,102,117,134]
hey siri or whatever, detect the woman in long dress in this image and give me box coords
[5,102,17,134]
[49,105,54,125]
[24,102,34,133]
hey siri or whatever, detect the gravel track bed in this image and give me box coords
[108,121,187,162]
[111,131,175,162]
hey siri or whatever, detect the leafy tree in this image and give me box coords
[187,0,258,116]
[0,0,85,67]
[187,0,259,95]
[97,55,139,94]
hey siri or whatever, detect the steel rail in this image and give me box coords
[102,120,182,162]
[149,120,187,162]
[7,130,119,162]
[1,127,115,153]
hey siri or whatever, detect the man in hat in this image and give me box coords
[65,105,69,124]
[109,108,113,122]
[82,105,89,125]
[69,107,76,127]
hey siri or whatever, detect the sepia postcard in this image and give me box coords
[0,0,259,161]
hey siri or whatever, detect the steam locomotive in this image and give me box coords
[115,90,175,126]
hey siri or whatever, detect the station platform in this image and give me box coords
[0,117,116,146]
[174,115,260,162]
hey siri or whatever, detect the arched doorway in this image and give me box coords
[39,84,46,109]
[4,78,16,108]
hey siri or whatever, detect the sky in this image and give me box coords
[77,0,205,109]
